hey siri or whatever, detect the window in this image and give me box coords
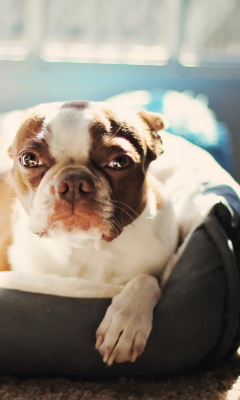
[0,0,239,66]
[180,0,240,65]
[43,0,168,64]
[0,0,26,60]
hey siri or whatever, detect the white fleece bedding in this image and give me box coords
[0,271,123,298]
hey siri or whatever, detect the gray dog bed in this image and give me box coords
[0,185,239,379]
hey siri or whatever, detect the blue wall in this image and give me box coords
[0,60,240,180]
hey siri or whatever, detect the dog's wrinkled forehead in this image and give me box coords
[15,101,147,162]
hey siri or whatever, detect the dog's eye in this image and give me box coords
[108,156,130,170]
[19,152,44,168]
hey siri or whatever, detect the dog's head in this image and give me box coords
[9,101,165,243]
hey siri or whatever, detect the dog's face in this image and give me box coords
[9,101,165,243]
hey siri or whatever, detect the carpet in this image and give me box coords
[0,354,240,400]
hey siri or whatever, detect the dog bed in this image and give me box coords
[0,184,239,378]
[106,89,235,174]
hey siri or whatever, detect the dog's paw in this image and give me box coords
[95,300,153,365]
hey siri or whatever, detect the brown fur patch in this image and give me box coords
[10,106,57,198]
[61,101,89,110]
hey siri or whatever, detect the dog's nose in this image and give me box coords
[55,170,95,202]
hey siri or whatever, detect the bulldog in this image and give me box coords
[0,100,236,365]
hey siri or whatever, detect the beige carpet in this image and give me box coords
[0,355,240,400]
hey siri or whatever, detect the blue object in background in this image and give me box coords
[107,90,235,175]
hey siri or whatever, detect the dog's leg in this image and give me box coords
[95,273,160,365]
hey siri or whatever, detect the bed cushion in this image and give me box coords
[0,185,239,378]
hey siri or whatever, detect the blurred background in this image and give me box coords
[0,0,240,179]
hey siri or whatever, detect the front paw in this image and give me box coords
[95,302,152,365]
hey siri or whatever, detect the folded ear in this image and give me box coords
[138,110,167,132]
[138,110,168,162]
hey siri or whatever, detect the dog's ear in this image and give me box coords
[138,110,167,132]
[138,110,167,162]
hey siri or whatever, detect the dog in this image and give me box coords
[0,101,237,365]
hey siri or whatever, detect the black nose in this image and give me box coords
[55,170,95,203]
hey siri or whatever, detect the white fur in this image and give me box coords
[8,187,178,286]
[0,271,123,298]
[44,107,91,163]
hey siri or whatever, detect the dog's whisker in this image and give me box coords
[113,205,136,224]
[112,206,139,234]
[113,216,122,231]
[112,200,139,218]
[110,216,122,234]
[109,222,119,236]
